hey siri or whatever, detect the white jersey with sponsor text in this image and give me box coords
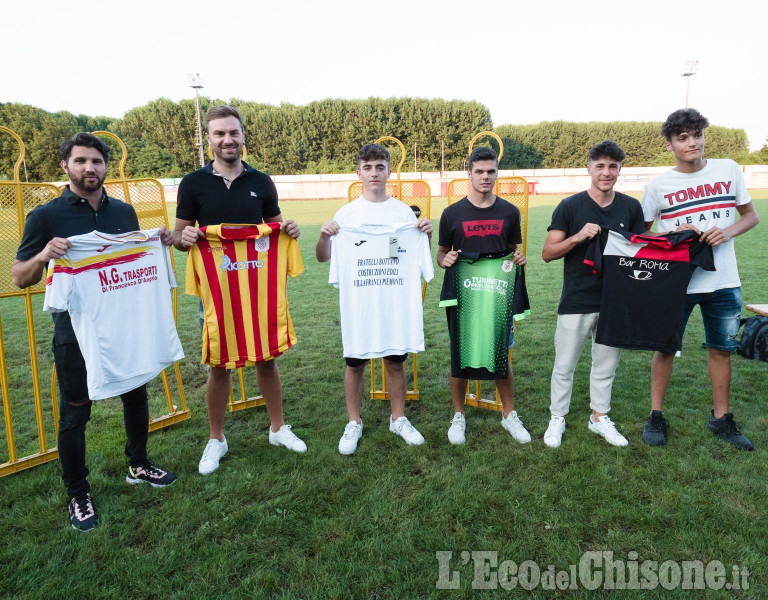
[642,158,751,293]
[44,229,184,400]
[329,223,434,359]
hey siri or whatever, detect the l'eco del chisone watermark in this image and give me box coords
[436,550,749,591]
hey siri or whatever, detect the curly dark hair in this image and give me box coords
[468,146,498,171]
[356,143,390,167]
[661,108,709,139]
[60,132,110,163]
[587,140,626,164]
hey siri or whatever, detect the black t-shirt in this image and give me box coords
[15,186,140,344]
[547,191,643,314]
[438,196,522,253]
[585,229,715,353]
[176,162,280,227]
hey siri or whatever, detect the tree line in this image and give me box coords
[1,99,766,182]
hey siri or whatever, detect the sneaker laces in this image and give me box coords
[648,413,668,431]
[279,424,300,441]
[72,494,95,519]
[136,463,165,478]
[598,416,620,434]
[719,414,742,435]
[201,439,220,461]
[450,413,464,426]
[397,418,415,433]
[342,422,359,439]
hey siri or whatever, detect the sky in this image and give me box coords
[3,0,767,151]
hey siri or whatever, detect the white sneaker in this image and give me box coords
[543,415,566,448]
[269,424,307,453]
[588,415,628,447]
[447,412,466,445]
[389,416,425,445]
[199,436,228,475]
[338,420,363,455]
[500,411,531,443]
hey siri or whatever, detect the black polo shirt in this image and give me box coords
[176,162,280,227]
[16,185,140,343]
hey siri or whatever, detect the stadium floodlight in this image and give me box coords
[682,60,699,108]
[188,73,205,168]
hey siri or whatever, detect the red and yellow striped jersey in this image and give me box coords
[186,223,303,368]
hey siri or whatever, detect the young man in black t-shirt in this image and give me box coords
[437,147,528,445]
[541,140,644,448]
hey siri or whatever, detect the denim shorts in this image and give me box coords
[683,287,742,352]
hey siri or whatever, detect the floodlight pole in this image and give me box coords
[682,60,699,108]
[188,73,205,168]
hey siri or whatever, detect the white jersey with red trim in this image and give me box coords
[44,229,184,400]
[642,158,751,293]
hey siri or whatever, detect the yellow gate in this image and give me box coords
[346,136,431,401]
[445,132,529,411]
[0,127,67,476]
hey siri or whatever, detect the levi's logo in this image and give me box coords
[463,220,503,237]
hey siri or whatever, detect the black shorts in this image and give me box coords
[345,354,407,368]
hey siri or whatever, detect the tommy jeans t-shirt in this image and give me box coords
[44,229,184,400]
[186,223,303,368]
[585,229,715,353]
[642,158,751,293]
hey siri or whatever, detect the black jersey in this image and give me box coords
[585,229,715,353]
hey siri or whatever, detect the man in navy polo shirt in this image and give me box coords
[173,105,306,474]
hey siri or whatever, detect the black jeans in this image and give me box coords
[54,342,149,498]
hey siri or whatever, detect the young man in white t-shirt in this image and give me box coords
[316,144,433,454]
[641,108,760,450]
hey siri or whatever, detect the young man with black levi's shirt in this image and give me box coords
[541,140,644,448]
[173,105,307,475]
[436,146,528,445]
[641,108,759,450]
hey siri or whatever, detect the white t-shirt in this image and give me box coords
[642,158,752,293]
[329,196,434,358]
[44,229,184,400]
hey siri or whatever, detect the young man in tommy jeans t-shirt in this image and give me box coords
[641,108,759,450]
[541,141,644,448]
[316,144,433,454]
[436,147,528,445]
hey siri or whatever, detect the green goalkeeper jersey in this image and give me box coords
[439,251,530,379]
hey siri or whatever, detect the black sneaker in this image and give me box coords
[69,494,98,532]
[126,463,177,487]
[706,411,754,451]
[642,410,669,446]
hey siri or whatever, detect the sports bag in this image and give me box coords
[737,316,768,361]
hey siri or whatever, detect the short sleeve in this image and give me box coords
[43,258,72,313]
[185,249,201,297]
[506,206,523,245]
[285,235,304,278]
[641,183,661,224]
[261,176,281,220]
[548,200,571,233]
[176,175,198,222]
[417,230,434,283]
[731,161,752,207]
[438,211,453,249]
[16,207,48,261]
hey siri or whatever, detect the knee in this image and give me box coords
[255,360,278,375]
[59,400,91,430]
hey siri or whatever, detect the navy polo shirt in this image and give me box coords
[15,185,140,343]
[176,162,280,227]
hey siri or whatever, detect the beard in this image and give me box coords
[70,171,106,193]
[213,144,243,165]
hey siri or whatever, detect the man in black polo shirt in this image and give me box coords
[173,105,306,475]
[12,133,176,532]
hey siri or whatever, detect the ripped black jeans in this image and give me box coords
[54,341,149,498]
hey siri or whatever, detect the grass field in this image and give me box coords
[1,192,767,599]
